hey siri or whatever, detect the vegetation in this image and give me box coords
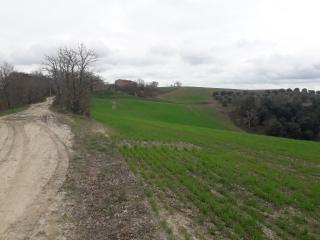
[112,78,160,97]
[61,117,160,239]
[91,93,235,139]
[158,86,215,103]
[44,44,100,115]
[213,88,320,141]
[0,62,51,111]
[0,106,27,117]
[91,89,320,239]
[1,44,105,116]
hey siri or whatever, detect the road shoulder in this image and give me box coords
[60,115,163,239]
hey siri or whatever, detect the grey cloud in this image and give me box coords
[236,40,274,49]
[1,0,320,90]
[180,51,213,65]
[111,55,165,66]
[8,44,58,65]
[277,67,320,80]
[226,54,320,87]
[150,45,177,56]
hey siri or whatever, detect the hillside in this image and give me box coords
[91,89,320,239]
[157,86,239,131]
[92,89,238,139]
[158,86,216,103]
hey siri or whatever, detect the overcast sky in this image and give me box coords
[1,0,320,89]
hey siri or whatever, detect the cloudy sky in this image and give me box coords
[1,0,320,89]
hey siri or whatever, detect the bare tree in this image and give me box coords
[0,62,14,108]
[149,81,159,88]
[76,44,97,112]
[244,109,258,129]
[43,44,98,115]
[174,81,182,87]
[136,78,145,89]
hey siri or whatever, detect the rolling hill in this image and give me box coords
[91,88,320,239]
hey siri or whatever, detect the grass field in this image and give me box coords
[91,88,320,239]
[158,87,215,103]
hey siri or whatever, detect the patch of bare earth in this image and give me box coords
[62,118,163,239]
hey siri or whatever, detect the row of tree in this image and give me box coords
[130,79,159,97]
[0,63,52,111]
[213,88,320,141]
[112,78,160,97]
[113,79,183,97]
[1,44,104,115]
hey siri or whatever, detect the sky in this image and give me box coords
[1,0,320,89]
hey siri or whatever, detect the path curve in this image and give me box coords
[0,98,72,239]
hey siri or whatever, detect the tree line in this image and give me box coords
[109,79,183,97]
[113,78,160,97]
[213,88,320,141]
[0,44,105,115]
[0,63,52,111]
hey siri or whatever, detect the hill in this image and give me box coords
[157,86,216,103]
[91,89,320,239]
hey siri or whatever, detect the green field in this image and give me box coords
[158,87,216,103]
[91,88,320,239]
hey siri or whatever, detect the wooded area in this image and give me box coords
[213,89,320,140]
[0,44,105,115]
[0,62,51,111]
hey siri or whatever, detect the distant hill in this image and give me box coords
[157,86,239,131]
[157,86,215,103]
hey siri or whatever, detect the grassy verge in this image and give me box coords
[0,106,27,116]
[91,93,320,240]
[60,116,162,239]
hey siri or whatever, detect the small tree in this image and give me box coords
[137,78,145,90]
[244,109,258,128]
[149,81,159,88]
[174,81,182,87]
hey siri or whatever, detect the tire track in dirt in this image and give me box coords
[0,122,16,165]
[0,98,72,240]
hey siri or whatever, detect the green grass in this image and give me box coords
[91,95,235,138]
[91,90,320,239]
[0,106,27,117]
[158,86,216,103]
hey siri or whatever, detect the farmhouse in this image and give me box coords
[114,79,137,89]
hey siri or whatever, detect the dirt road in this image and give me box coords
[0,98,72,239]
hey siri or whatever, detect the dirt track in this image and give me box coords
[0,98,72,239]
